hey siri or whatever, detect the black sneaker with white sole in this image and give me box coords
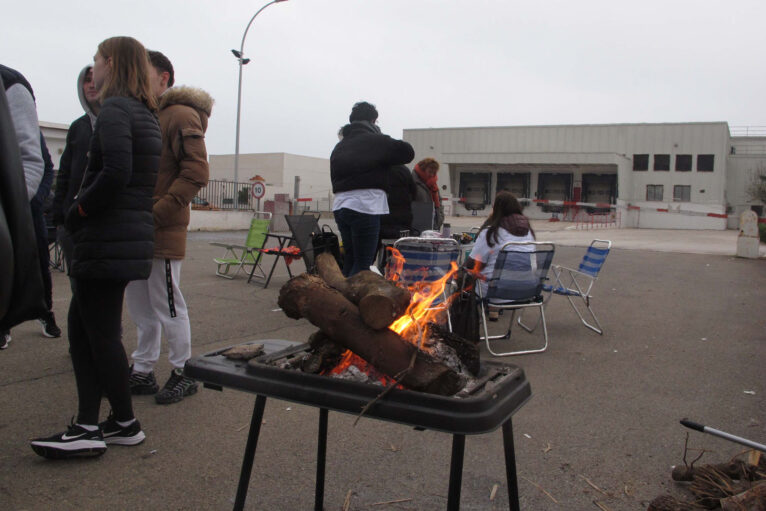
[30,422,106,459]
[129,366,159,395]
[39,312,62,338]
[0,330,10,350]
[99,414,146,446]
[155,368,198,405]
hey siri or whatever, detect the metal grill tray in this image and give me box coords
[185,339,531,435]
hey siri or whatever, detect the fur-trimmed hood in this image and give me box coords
[158,86,214,117]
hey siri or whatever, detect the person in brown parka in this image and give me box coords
[124,50,212,405]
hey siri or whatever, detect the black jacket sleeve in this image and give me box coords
[52,128,75,225]
[77,102,133,215]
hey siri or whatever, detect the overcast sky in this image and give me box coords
[3,0,766,162]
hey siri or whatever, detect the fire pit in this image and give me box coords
[185,339,531,511]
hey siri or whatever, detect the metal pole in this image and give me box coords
[681,419,766,453]
[233,0,285,209]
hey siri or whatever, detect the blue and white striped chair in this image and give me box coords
[542,239,611,335]
[388,236,461,329]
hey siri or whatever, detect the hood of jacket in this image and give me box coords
[340,120,381,139]
[76,65,98,128]
[500,214,531,237]
[159,86,214,118]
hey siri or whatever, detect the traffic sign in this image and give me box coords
[251,181,265,199]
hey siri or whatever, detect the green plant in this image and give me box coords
[759,222,766,243]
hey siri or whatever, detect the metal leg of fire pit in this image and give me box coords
[447,434,465,511]
[233,395,267,511]
[502,419,521,511]
[315,408,328,511]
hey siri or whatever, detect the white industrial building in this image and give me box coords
[40,120,765,230]
[208,152,333,211]
[403,122,766,229]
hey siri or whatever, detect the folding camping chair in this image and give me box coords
[47,225,65,273]
[387,236,461,330]
[478,241,556,356]
[211,211,272,280]
[284,213,321,273]
[543,239,611,335]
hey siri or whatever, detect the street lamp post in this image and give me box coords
[232,0,287,209]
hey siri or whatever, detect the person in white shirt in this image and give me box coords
[465,192,536,309]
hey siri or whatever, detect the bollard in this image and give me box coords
[736,210,760,259]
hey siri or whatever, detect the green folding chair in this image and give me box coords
[211,211,272,279]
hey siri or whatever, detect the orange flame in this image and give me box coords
[387,247,459,347]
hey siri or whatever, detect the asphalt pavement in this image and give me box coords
[1,222,764,510]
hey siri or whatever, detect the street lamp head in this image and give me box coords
[231,49,242,58]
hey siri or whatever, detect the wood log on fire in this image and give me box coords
[278,273,464,395]
[315,252,411,330]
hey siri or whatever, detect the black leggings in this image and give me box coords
[68,278,134,425]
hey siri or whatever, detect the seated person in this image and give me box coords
[464,192,535,318]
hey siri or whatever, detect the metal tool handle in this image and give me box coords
[681,418,766,453]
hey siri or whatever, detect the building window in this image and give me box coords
[646,184,664,201]
[697,154,714,172]
[675,154,692,171]
[654,154,670,171]
[633,154,649,171]
[673,185,691,202]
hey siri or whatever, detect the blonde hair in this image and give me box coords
[97,37,157,111]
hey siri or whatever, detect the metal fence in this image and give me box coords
[194,180,253,210]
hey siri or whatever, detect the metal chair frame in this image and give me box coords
[544,239,611,335]
[478,241,556,356]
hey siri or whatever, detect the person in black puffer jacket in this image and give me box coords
[331,101,414,276]
[31,37,161,460]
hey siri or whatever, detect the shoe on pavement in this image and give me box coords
[155,368,198,405]
[488,309,500,322]
[0,330,10,350]
[39,312,62,338]
[129,366,159,395]
[99,413,145,446]
[30,421,106,459]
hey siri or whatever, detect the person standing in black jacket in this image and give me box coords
[31,37,161,460]
[379,164,417,239]
[330,102,414,276]
[52,65,100,273]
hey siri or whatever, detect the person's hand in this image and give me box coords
[64,202,87,233]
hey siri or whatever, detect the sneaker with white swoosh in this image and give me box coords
[30,421,106,459]
[99,413,145,446]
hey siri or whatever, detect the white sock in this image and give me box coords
[117,418,136,428]
[77,423,99,431]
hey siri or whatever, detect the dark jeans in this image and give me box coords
[69,278,134,424]
[333,208,381,277]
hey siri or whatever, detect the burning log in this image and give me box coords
[278,273,464,395]
[315,252,411,330]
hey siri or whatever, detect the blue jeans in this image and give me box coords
[333,208,380,277]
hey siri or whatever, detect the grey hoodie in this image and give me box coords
[76,65,98,129]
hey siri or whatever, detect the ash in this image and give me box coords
[329,365,386,386]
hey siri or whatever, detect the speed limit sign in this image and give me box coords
[251,181,265,199]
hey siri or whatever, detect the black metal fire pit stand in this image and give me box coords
[185,340,530,511]
[232,396,522,511]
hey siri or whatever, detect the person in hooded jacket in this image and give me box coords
[124,50,212,405]
[465,191,536,304]
[379,164,416,239]
[30,36,160,460]
[52,65,100,272]
[330,101,414,276]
